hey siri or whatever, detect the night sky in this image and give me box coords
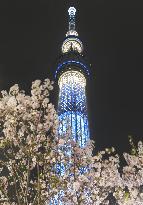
[0,0,143,154]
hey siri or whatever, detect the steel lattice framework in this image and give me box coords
[58,70,89,147]
[49,6,90,205]
[56,7,90,147]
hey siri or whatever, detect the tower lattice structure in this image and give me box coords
[55,7,90,147]
[49,7,91,205]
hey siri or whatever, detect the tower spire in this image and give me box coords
[68,7,76,31]
[61,7,83,53]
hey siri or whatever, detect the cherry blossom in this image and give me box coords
[0,79,143,205]
[0,79,60,204]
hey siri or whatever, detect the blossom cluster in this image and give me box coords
[0,79,61,204]
[0,79,143,205]
[54,139,143,205]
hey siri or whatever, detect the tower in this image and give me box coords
[55,7,90,147]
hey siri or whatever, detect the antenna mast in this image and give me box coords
[68,7,76,31]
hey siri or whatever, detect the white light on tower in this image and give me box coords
[58,70,86,89]
[68,7,76,16]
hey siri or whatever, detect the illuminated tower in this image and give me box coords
[55,7,90,147]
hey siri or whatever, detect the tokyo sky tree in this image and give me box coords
[55,7,90,147]
[49,7,91,204]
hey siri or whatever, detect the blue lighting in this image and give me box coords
[51,5,91,204]
[59,111,89,147]
[55,60,90,78]
[52,71,90,203]
[58,71,90,147]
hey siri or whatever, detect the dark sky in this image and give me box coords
[0,0,143,153]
